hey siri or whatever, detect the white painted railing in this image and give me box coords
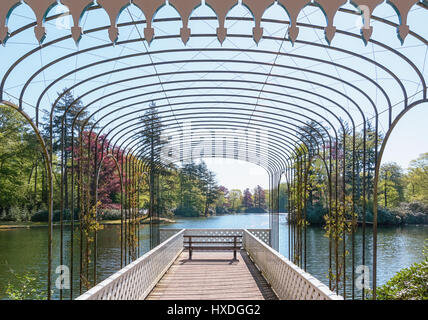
[243,230,343,300]
[77,228,341,300]
[76,229,184,300]
[160,228,271,246]
[159,228,182,243]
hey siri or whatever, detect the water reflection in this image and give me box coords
[0,214,426,300]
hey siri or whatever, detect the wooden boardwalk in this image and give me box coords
[146,250,277,300]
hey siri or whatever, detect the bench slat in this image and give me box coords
[186,247,241,250]
[183,235,242,238]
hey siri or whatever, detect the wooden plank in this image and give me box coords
[146,250,277,300]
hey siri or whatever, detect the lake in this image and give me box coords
[0,213,426,300]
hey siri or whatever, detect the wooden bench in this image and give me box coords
[184,235,242,261]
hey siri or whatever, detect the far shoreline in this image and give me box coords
[0,216,176,230]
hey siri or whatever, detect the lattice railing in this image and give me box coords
[159,228,182,243]
[247,229,270,246]
[160,228,271,246]
[243,230,343,300]
[76,229,185,300]
[77,229,341,300]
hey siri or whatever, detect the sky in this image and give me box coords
[202,158,269,191]
[381,102,428,171]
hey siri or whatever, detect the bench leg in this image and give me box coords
[189,248,192,260]
[233,249,237,261]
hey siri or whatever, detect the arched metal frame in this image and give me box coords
[0,0,427,300]
[0,100,54,300]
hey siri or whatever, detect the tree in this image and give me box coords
[139,102,167,218]
[215,186,230,214]
[156,164,179,216]
[378,162,405,208]
[203,171,220,216]
[229,189,242,212]
[405,153,428,204]
[71,131,122,208]
[175,161,220,217]
[253,185,266,209]
[242,188,253,209]
[43,89,92,210]
[0,106,44,216]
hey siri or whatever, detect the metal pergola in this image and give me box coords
[0,0,427,300]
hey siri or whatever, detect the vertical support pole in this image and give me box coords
[233,236,237,260]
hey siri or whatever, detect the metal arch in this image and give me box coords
[87,105,329,164]
[0,1,426,301]
[94,152,124,265]
[30,42,397,117]
[0,25,412,134]
[84,101,331,153]
[66,84,347,143]
[56,75,366,129]
[0,20,423,116]
[82,97,334,153]
[136,144,288,174]
[1,11,425,112]
[27,47,384,120]
[10,27,400,151]
[371,97,428,296]
[0,100,54,300]
[120,123,301,172]
[124,127,300,168]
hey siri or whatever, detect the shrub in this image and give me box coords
[98,209,122,221]
[305,202,328,225]
[376,207,400,225]
[174,206,200,217]
[215,206,229,215]
[375,245,428,300]
[391,201,428,225]
[358,201,428,226]
[6,271,47,300]
[31,209,79,222]
[244,207,266,214]
[9,206,23,222]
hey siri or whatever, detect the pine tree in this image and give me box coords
[139,102,167,219]
[43,89,92,210]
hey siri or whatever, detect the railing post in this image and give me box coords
[189,236,192,260]
[233,236,237,260]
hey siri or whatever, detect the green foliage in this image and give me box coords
[375,242,428,300]
[97,209,122,221]
[175,161,221,217]
[0,105,45,214]
[30,208,79,222]
[228,189,243,213]
[323,196,356,291]
[244,207,266,213]
[305,202,328,224]
[278,183,288,212]
[405,153,428,204]
[378,162,405,208]
[5,271,47,300]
